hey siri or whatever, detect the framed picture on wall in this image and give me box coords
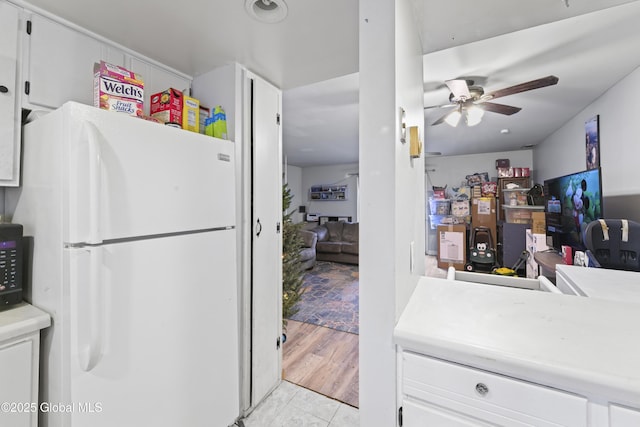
[585,115,600,170]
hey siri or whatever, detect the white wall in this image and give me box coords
[192,64,240,142]
[534,65,640,196]
[426,149,534,193]
[301,163,359,222]
[359,0,425,424]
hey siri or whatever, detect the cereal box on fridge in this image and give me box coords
[182,95,200,133]
[93,61,144,117]
[150,88,183,125]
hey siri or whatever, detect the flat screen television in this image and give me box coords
[544,167,603,252]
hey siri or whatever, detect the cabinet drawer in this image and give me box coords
[610,404,640,426]
[402,352,587,426]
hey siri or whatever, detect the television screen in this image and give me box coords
[544,168,603,252]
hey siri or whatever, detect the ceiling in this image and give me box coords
[20,0,640,167]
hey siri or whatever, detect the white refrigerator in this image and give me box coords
[10,102,240,427]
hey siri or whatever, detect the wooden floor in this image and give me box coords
[281,256,444,409]
[282,320,359,408]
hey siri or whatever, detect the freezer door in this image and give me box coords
[36,102,235,243]
[58,230,239,427]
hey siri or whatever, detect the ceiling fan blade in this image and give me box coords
[424,103,456,110]
[483,75,559,101]
[479,102,522,116]
[445,79,471,100]
[431,109,455,126]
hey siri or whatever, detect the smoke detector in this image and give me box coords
[245,0,289,23]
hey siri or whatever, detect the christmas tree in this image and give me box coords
[282,184,305,330]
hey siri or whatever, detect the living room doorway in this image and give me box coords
[281,171,361,408]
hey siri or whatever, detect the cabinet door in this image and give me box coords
[610,404,640,426]
[0,1,20,185]
[128,57,191,116]
[0,340,35,427]
[403,399,495,427]
[25,14,105,109]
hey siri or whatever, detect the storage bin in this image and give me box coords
[429,198,451,215]
[503,205,545,224]
[502,188,530,206]
[429,214,454,229]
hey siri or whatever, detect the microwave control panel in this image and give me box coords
[0,223,23,310]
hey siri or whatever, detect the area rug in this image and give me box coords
[287,261,359,334]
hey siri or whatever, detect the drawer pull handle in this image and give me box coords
[475,383,489,396]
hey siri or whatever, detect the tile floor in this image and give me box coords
[240,256,443,427]
[240,381,359,427]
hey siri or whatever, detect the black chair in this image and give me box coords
[583,219,640,271]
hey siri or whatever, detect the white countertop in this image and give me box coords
[0,303,51,342]
[394,276,640,406]
[556,264,640,302]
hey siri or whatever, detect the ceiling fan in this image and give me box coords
[425,75,559,127]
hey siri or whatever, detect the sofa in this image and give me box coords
[311,221,359,265]
[299,229,318,270]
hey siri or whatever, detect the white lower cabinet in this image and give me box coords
[0,304,50,427]
[401,352,588,427]
[610,404,640,426]
[0,339,35,427]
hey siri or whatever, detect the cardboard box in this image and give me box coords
[150,88,183,125]
[437,224,467,271]
[531,211,546,234]
[451,199,470,217]
[93,61,144,117]
[471,197,497,245]
[182,95,200,132]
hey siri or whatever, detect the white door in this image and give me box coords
[63,230,239,427]
[249,74,283,405]
[0,1,20,185]
[25,14,105,109]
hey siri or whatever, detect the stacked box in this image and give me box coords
[93,61,144,117]
[451,199,470,217]
[182,95,200,132]
[429,198,451,215]
[150,88,183,125]
[437,224,466,271]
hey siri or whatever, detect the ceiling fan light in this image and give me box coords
[466,106,485,127]
[445,110,462,127]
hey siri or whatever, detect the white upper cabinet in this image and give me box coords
[24,14,114,109]
[23,12,190,115]
[0,0,21,186]
[128,57,190,116]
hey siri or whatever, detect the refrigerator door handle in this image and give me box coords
[84,121,103,245]
[79,246,105,371]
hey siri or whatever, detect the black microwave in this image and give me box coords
[0,223,23,311]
